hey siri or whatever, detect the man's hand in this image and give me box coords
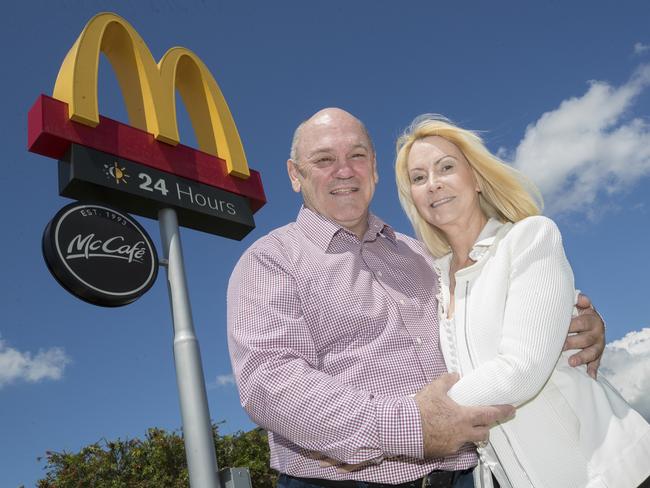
[564,293,605,379]
[414,373,515,458]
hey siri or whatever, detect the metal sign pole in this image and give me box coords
[158,207,220,488]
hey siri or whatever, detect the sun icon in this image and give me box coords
[103,162,130,185]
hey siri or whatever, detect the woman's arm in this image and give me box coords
[447,216,575,407]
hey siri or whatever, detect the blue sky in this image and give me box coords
[2,1,650,486]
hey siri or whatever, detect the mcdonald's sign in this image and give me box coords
[28,12,265,239]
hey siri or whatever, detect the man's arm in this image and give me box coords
[564,293,605,379]
[321,373,514,471]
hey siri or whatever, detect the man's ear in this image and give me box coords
[287,159,301,193]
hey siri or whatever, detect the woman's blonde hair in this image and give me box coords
[395,114,542,257]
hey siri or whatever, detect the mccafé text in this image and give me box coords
[66,233,147,263]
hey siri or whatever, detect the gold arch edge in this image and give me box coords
[53,12,250,179]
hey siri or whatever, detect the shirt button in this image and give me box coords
[415,337,422,345]
[377,271,383,277]
[399,299,404,305]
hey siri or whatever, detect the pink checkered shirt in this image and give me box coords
[227,207,477,483]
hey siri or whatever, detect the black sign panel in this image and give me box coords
[58,144,255,239]
[42,202,159,307]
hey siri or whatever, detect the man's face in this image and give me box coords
[287,109,378,238]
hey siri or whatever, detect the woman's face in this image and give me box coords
[407,136,482,232]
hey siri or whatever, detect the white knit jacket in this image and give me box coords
[435,216,650,488]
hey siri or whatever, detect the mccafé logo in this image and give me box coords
[42,203,159,307]
[66,234,148,263]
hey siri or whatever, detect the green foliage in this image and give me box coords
[216,427,276,488]
[37,425,277,488]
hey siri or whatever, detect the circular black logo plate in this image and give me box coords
[42,202,159,307]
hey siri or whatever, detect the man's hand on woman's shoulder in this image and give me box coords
[564,293,606,379]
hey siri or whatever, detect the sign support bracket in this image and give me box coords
[159,207,220,488]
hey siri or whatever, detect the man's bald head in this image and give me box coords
[289,108,375,162]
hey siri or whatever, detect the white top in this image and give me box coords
[435,216,650,488]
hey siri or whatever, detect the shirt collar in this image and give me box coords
[468,217,505,261]
[366,213,396,245]
[295,206,396,252]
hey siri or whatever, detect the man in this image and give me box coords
[227,108,604,488]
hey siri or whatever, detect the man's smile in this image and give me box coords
[330,187,359,195]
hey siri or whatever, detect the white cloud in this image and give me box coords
[210,373,236,388]
[634,42,650,55]
[510,64,650,216]
[0,336,71,388]
[600,328,650,422]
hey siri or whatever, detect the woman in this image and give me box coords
[394,115,650,488]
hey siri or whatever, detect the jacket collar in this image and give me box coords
[468,217,505,261]
[436,217,509,277]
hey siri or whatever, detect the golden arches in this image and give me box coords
[53,12,250,178]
